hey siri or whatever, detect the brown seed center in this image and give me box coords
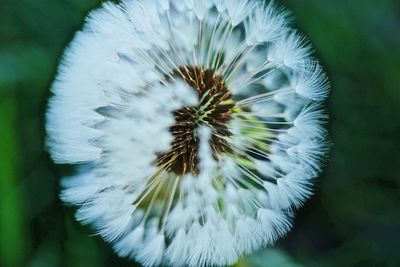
[155,66,234,176]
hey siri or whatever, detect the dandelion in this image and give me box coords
[46,0,330,266]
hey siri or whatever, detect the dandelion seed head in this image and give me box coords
[47,0,330,266]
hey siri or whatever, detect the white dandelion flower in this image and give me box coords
[46,0,330,266]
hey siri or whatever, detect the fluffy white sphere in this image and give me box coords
[47,0,330,266]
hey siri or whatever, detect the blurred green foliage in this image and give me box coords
[0,0,399,266]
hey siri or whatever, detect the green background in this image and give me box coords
[0,0,399,266]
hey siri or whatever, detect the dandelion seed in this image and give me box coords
[47,0,330,266]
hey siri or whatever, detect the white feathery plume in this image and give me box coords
[245,1,289,45]
[164,228,188,266]
[263,171,313,210]
[114,224,144,258]
[257,208,292,244]
[291,61,331,101]
[290,103,329,139]
[226,0,255,26]
[213,221,238,265]
[268,31,312,70]
[136,233,166,267]
[47,0,330,266]
[186,221,216,267]
[234,217,262,254]
[213,0,227,13]
[193,0,213,20]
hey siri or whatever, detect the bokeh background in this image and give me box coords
[1,0,399,266]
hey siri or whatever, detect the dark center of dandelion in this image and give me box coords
[155,66,235,176]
